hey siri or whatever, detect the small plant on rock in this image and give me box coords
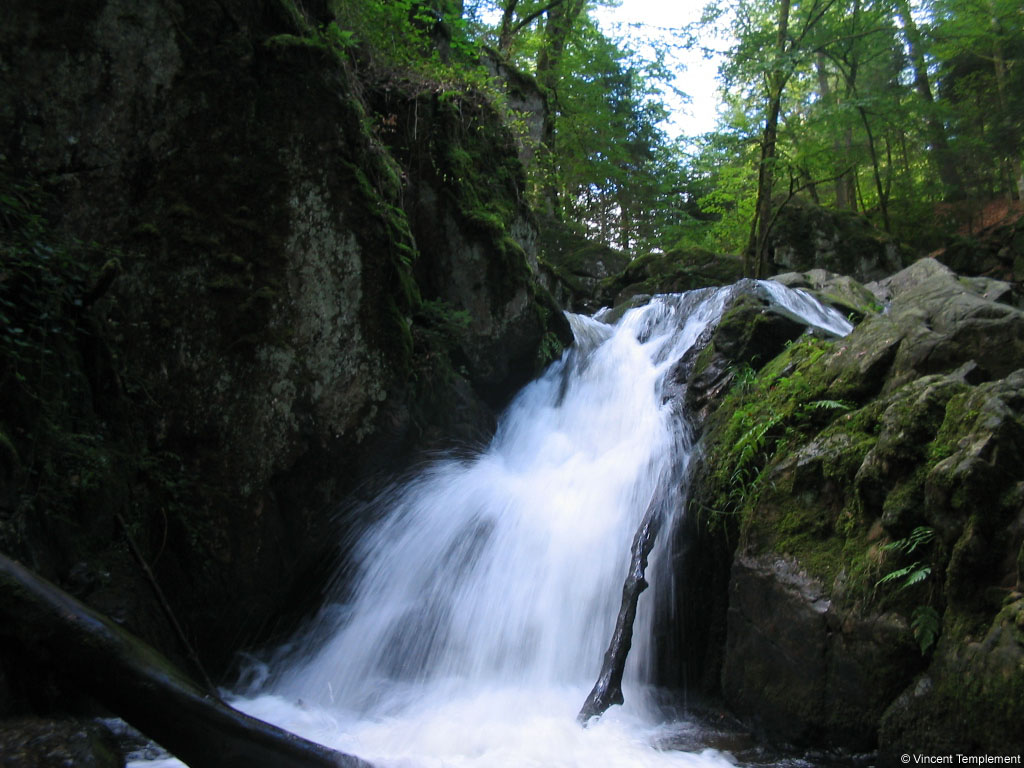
[876,526,941,654]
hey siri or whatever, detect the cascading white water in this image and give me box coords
[131,281,852,768]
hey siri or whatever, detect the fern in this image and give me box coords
[805,398,852,412]
[875,562,921,587]
[911,605,941,654]
[881,525,935,555]
[901,566,932,588]
[876,527,935,590]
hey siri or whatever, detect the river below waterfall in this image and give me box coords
[131,283,857,768]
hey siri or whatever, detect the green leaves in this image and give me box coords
[875,526,935,591]
[875,526,940,655]
[880,525,935,556]
[911,604,941,655]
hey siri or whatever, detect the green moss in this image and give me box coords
[697,336,846,528]
[929,391,980,462]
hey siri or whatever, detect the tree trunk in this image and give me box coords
[816,53,851,210]
[859,106,890,232]
[497,0,520,54]
[0,553,373,768]
[747,0,792,278]
[535,0,586,217]
[895,0,964,200]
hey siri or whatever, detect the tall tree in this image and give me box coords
[894,0,965,200]
[535,0,589,215]
[747,0,793,276]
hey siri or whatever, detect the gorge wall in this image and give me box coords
[0,0,568,713]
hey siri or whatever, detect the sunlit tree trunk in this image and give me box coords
[895,0,964,200]
[746,0,791,277]
[536,0,587,217]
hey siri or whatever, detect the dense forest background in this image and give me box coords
[350,0,1023,260]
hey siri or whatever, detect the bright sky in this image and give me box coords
[592,0,727,140]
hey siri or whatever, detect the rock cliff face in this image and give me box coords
[674,258,1024,755]
[0,0,568,701]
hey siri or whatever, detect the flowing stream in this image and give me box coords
[132,282,853,768]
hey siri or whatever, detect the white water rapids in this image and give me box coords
[132,282,852,768]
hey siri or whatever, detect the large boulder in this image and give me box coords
[601,247,744,307]
[767,201,906,282]
[679,258,1024,753]
[928,199,1024,287]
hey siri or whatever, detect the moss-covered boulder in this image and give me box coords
[535,217,631,312]
[772,268,885,320]
[680,258,1024,752]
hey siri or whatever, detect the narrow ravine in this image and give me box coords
[132,283,852,768]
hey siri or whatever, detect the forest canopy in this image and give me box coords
[322,0,1022,268]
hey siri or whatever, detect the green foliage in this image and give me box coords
[911,604,941,655]
[688,0,1024,253]
[0,175,90,375]
[535,330,563,369]
[704,339,851,524]
[875,525,935,589]
[417,297,473,335]
[875,525,940,655]
[0,168,136,560]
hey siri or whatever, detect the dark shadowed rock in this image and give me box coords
[0,0,569,739]
[767,201,906,282]
[681,291,808,428]
[722,555,916,750]
[0,718,122,768]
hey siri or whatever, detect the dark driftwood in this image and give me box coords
[0,553,373,768]
[577,503,662,725]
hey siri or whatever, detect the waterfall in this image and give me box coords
[131,282,852,768]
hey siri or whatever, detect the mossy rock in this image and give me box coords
[602,248,744,307]
[687,258,1024,750]
[768,200,904,282]
[771,269,885,320]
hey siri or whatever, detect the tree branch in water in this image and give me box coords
[577,502,662,725]
[0,553,373,768]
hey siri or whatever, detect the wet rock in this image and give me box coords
[682,291,808,428]
[879,596,1024,760]
[0,718,122,768]
[771,269,884,320]
[602,248,744,308]
[0,0,568,688]
[722,555,916,750]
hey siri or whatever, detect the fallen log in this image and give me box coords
[577,502,662,725]
[0,553,373,768]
